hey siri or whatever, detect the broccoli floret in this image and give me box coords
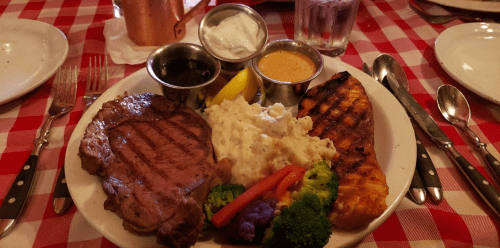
[264,192,332,248]
[293,160,338,211]
[204,184,246,222]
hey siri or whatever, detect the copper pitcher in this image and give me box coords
[122,0,210,46]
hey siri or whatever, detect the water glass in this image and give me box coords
[294,0,361,57]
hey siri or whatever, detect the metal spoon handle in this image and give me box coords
[479,145,500,184]
[462,125,481,147]
[462,125,500,184]
[444,144,500,217]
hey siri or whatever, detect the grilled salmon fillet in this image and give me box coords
[297,71,388,229]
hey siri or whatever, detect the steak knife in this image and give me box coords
[52,166,72,214]
[386,73,500,217]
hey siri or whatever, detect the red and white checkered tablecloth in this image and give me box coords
[1,0,500,247]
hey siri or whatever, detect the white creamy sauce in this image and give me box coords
[203,12,264,60]
[205,95,336,188]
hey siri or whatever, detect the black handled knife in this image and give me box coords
[52,166,72,214]
[415,133,443,203]
[386,73,500,217]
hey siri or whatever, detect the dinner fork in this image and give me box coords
[84,56,108,111]
[52,56,108,215]
[0,66,77,237]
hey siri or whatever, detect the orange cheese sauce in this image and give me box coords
[257,50,316,82]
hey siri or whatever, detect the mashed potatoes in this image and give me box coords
[205,95,336,188]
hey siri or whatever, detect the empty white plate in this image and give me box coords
[435,22,500,105]
[0,19,68,105]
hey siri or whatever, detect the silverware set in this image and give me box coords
[363,54,500,216]
[387,71,500,217]
[52,56,109,215]
[363,54,442,205]
[364,54,500,217]
[0,66,78,237]
[0,56,109,237]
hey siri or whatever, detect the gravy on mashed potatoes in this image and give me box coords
[205,95,336,188]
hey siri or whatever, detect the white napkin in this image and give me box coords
[103,17,202,65]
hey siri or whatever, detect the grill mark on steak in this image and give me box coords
[109,128,171,184]
[148,122,196,157]
[106,129,170,228]
[164,116,208,143]
[129,121,157,149]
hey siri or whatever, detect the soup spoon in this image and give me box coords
[436,85,500,184]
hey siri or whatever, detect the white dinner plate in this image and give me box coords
[425,0,500,13]
[435,22,500,105]
[0,19,68,105]
[65,56,416,248]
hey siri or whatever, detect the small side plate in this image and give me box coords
[0,19,68,105]
[435,22,500,105]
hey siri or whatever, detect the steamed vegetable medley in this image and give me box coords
[203,160,338,248]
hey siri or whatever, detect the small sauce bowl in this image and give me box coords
[199,3,268,72]
[252,39,324,106]
[147,43,221,109]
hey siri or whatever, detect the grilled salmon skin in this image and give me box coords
[297,71,389,229]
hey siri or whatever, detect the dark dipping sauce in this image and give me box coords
[160,58,212,87]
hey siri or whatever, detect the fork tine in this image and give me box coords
[87,59,91,92]
[98,56,102,91]
[65,66,71,103]
[54,67,62,100]
[62,66,70,103]
[94,56,98,92]
[104,56,108,90]
[61,66,69,102]
[71,65,78,104]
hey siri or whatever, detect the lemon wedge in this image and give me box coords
[206,67,264,106]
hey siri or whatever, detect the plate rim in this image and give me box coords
[0,18,69,105]
[425,0,500,13]
[435,22,500,105]
[65,56,416,248]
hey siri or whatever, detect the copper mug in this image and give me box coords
[122,0,210,46]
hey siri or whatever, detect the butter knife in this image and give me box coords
[386,73,500,217]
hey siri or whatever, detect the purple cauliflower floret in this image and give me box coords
[231,199,277,242]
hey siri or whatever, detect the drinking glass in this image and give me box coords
[294,0,361,57]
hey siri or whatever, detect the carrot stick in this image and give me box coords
[211,164,305,228]
[275,168,306,200]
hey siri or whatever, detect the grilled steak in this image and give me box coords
[297,71,389,229]
[79,93,215,248]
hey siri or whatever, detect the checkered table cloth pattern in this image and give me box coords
[1,0,499,247]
